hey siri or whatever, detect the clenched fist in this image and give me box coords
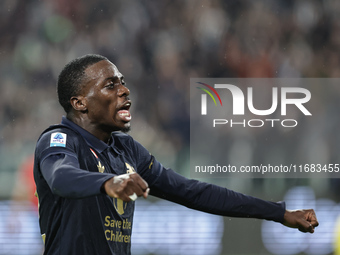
[103,173,150,202]
[282,209,319,233]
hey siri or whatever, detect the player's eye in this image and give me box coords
[105,82,118,88]
[121,78,125,86]
[105,77,124,88]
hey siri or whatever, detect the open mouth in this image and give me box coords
[117,101,131,122]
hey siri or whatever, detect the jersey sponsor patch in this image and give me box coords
[50,132,67,147]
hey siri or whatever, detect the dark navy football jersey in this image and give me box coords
[34,117,285,255]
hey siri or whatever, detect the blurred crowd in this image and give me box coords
[1,0,340,199]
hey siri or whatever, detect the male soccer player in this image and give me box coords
[33,54,318,254]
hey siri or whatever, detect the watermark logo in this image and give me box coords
[197,83,312,128]
[196,82,223,115]
[190,78,333,179]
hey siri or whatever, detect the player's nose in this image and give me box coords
[118,84,130,97]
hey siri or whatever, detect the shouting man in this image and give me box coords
[33,54,318,255]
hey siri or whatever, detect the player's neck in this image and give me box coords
[66,113,112,144]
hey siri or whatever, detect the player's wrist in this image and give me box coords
[101,177,114,195]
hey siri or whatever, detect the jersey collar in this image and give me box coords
[61,116,110,153]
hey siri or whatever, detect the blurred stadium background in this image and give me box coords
[0,0,340,254]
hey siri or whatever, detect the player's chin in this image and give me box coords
[120,122,131,133]
[112,116,131,133]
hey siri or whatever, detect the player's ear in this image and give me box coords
[70,96,88,113]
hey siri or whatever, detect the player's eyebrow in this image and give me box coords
[103,75,124,82]
[102,76,118,83]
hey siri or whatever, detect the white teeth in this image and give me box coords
[118,109,131,121]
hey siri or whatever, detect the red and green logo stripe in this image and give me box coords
[196,82,223,106]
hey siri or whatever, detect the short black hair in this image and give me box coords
[57,54,108,113]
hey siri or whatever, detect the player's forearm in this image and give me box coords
[41,154,114,198]
[149,167,285,222]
